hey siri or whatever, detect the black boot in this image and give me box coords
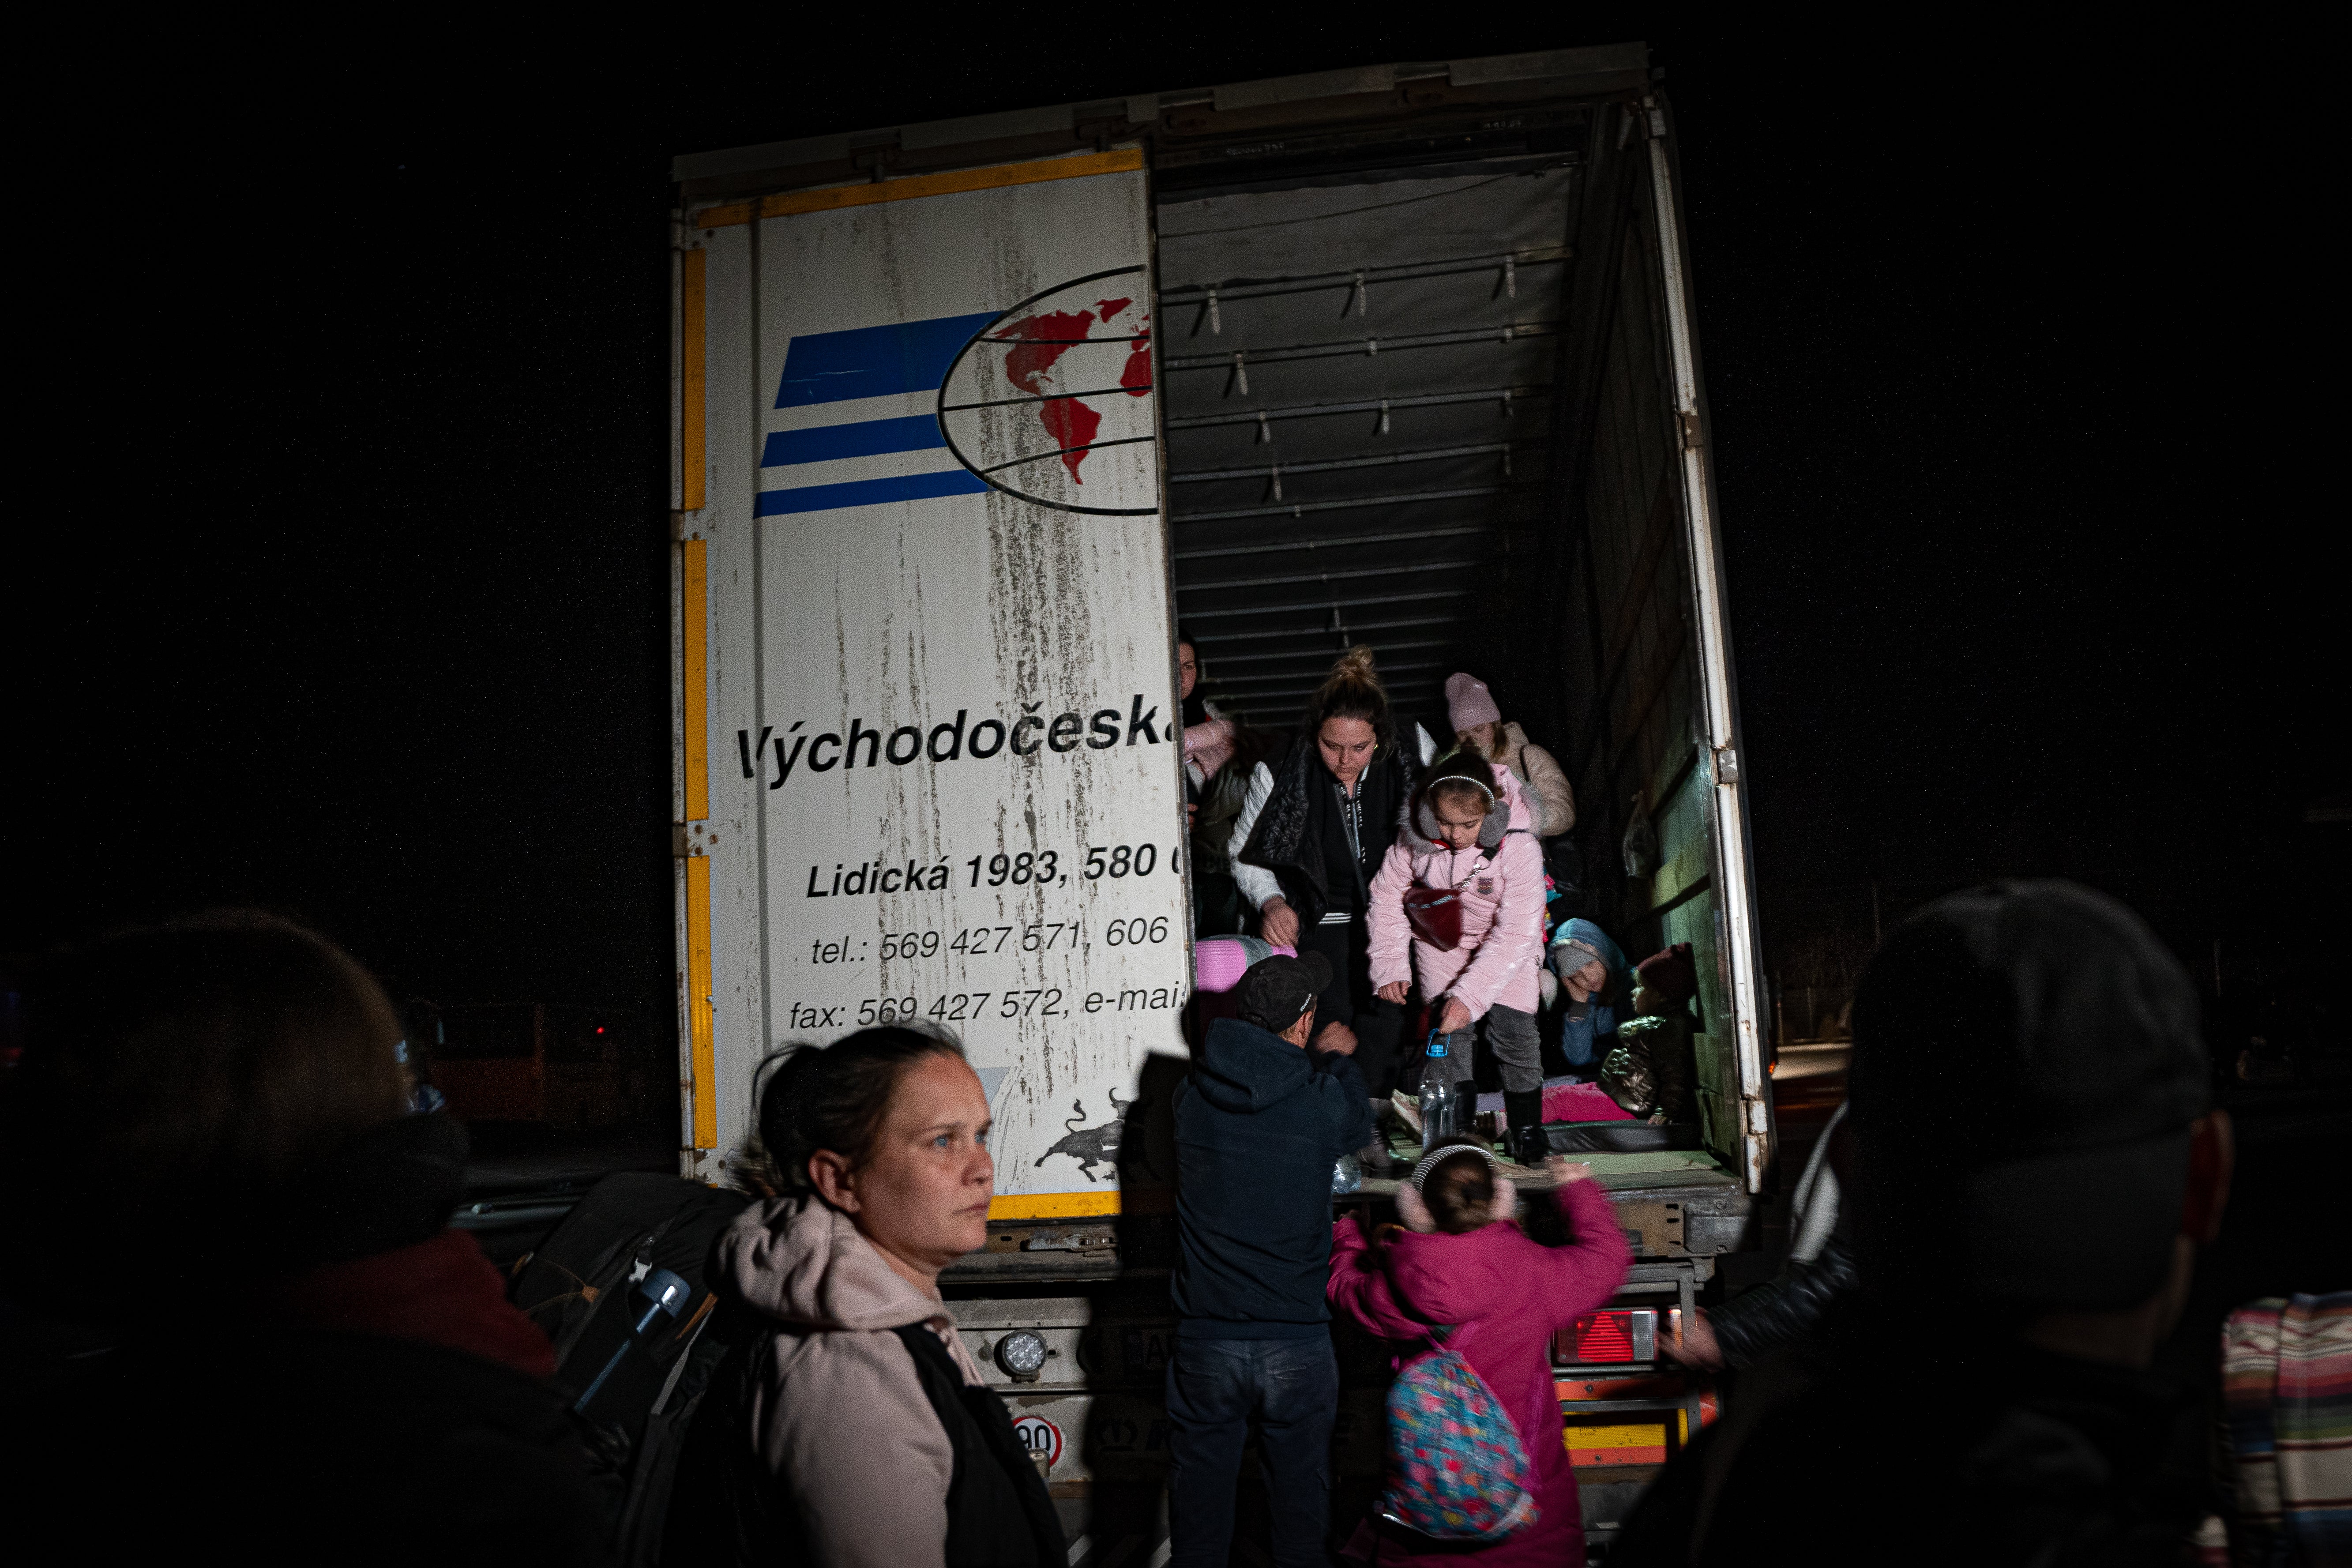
[1504,1090,1548,1167]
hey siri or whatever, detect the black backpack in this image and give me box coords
[508,1172,751,1566]
[659,1324,1065,1568]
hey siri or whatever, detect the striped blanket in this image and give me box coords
[2221,1290,2352,1564]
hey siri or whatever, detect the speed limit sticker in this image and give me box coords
[1012,1415,1063,1471]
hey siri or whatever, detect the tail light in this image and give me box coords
[1555,1308,1657,1365]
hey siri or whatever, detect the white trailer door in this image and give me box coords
[1641,100,1772,1190]
[675,150,1188,1218]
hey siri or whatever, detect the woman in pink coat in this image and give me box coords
[1368,745,1551,1163]
[1328,1145,1632,1565]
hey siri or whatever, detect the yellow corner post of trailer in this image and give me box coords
[988,1191,1122,1221]
[686,854,716,1151]
[681,534,715,1150]
[681,537,710,822]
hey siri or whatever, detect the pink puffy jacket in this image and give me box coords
[1367,769,1547,1019]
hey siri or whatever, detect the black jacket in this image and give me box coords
[1235,736,1414,929]
[1172,1016,1371,1335]
[1615,1305,2204,1567]
[1708,1237,1860,1369]
[665,1324,1063,1568]
[1601,1012,1695,1122]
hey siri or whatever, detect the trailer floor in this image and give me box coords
[1354,1132,1745,1196]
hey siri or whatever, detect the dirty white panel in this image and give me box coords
[705,166,1187,1198]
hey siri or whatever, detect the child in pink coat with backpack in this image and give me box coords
[1329,1143,1631,1565]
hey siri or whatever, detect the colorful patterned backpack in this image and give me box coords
[1379,1325,1539,1541]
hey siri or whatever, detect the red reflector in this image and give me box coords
[596,1026,605,1034]
[1572,1311,1634,1361]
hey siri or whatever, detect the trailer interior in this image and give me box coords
[674,39,1771,1556]
[1148,71,1763,1206]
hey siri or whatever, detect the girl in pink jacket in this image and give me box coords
[1328,1145,1632,1566]
[1368,746,1551,1164]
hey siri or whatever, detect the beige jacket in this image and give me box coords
[718,1196,988,1568]
[1495,721,1576,837]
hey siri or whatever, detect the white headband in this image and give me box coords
[1408,1141,1505,1191]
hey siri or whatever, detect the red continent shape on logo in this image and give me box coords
[1100,297,1153,398]
[993,310,1103,483]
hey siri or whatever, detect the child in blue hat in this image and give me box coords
[1547,918,1627,1074]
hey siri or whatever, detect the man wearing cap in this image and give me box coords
[1615,881,2235,1566]
[1166,951,1371,1568]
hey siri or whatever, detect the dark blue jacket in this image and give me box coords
[1553,917,1631,1070]
[1172,1016,1371,1337]
[1559,1002,1619,1069]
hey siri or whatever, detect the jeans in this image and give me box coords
[1165,1335,1338,1568]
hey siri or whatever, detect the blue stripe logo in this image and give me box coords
[755,470,986,517]
[773,314,998,408]
[760,414,943,468]
[759,312,997,519]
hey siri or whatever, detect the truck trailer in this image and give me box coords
[669,39,1770,1556]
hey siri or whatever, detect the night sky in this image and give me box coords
[9,24,2335,1044]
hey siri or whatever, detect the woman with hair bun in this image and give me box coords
[669,1027,1063,1568]
[1368,741,1552,1166]
[1230,646,1418,1099]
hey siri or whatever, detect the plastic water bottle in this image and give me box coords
[1419,1032,1468,1146]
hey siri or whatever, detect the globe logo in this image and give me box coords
[937,265,1158,516]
